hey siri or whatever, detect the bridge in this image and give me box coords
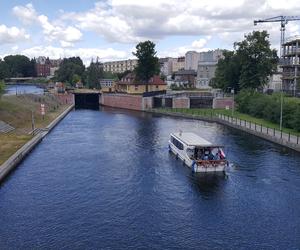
[5,77,34,83]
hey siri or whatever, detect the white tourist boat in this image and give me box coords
[169,132,228,173]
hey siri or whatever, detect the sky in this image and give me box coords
[1,0,300,65]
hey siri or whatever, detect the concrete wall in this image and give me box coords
[213,97,234,109]
[0,104,74,183]
[172,97,190,109]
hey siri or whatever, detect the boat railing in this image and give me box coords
[196,159,227,167]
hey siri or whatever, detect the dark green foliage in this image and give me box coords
[236,90,300,131]
[1,55,35,78]
[0,59,10,79]
[133,40,160,84]
[55,57,85,86]
[214,31,278,92]
[86,61,103,89]
[117,70,132,80]
[211,50,241,92]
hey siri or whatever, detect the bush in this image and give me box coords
[236,90,300,131]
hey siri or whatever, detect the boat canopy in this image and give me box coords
[171,132,223,148]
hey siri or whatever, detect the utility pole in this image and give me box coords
[31,110,35,134]
[280,83,283,131]
[231,88,235,117]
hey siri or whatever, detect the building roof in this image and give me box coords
[174,69,197,76]
[117,73,166,85]
[172,132,213,147]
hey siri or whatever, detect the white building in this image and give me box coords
[185,51,200,71]
[171,57,185,73]
[264,66,282,92]
[103,59,138,73]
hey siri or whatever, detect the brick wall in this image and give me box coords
[101,94,143,111]
[172,98,190,109]
[213,97,234,109]
[55,93,74,105]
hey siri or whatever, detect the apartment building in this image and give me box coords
[102,59,138,73]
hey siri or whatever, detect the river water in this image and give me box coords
[0,108,300,249]
[4,84,44,95]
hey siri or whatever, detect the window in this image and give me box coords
[156,85,159,89]
[135,85,138,90]
[171,137,184,150]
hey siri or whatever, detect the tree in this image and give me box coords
[0,59,10,79]
[235,31,278,90]
[86,61,104,89]
[212,50,241,92]
[4,55,34,77]
[133,40,160,91]
[55,57,85,86]
[213,31,278,92]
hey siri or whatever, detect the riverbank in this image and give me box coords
[150,108,300,152]
[0,94,73,165]
[0,104,74,183]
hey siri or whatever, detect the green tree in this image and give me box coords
[4,55,34,77]
[86,61,104,89]
[214,31,278,92]
[0,59,10,79]
[235,30,278,90]
[55,57,85,86]
[133,40,160,91]
[212,50,241,92]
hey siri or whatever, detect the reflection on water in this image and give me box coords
[189,172,227,199]
[0,108,300,249]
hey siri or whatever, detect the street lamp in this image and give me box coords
[280,82,283,130]
[231,88,235,117]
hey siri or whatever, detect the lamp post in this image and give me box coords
[231,88,235,117]
[280,82,283,131]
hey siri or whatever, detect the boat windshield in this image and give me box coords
[192,147,226,161]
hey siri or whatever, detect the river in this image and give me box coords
[0,108,300,249]
[4,84,44,95]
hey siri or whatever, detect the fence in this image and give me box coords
[216,114,299,145]
[155,108,300,146]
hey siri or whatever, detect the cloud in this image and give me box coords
[12,3,38,25]
[13,3,82,46]
[0,24,30,44]
[20,46,129,65]
[158,36,213,58]
[62,0,300,44]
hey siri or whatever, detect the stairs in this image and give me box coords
[0,121,15,134]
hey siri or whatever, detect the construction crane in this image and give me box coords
[254,16,300,56]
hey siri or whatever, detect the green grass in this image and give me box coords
[0,94,71,166]
[155,107,300,136]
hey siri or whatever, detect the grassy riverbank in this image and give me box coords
[155,108,300,136]
[0,94,70,165]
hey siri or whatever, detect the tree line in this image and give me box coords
[0,55,36,79]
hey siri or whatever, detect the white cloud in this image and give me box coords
[159,36,213,58]
[0,24,30,44]
[13,3,82,46]
[20,46,129,65]
[12,3,38,25]
[62,0,300,44]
